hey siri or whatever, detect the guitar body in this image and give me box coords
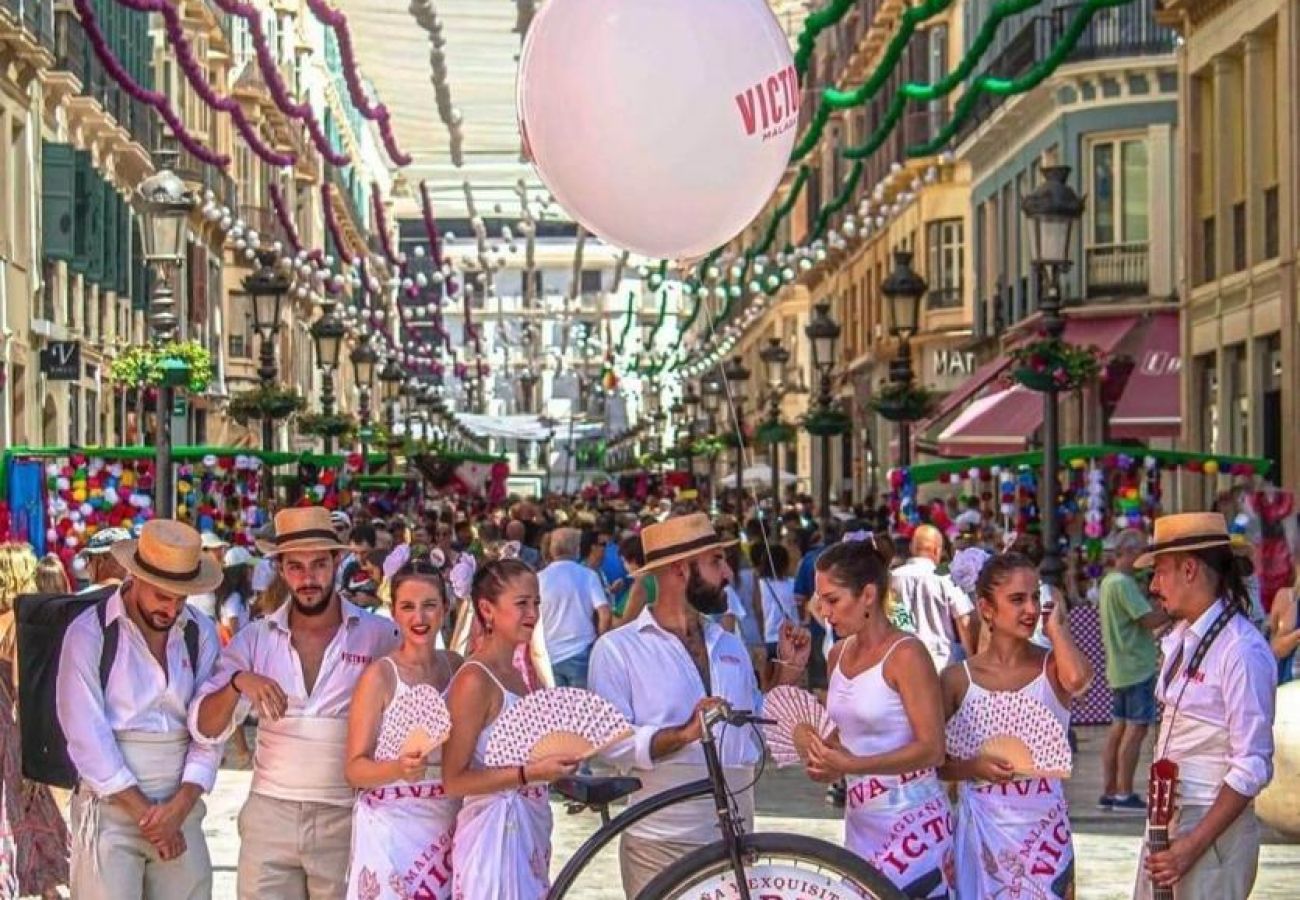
[1146,758,1179,900]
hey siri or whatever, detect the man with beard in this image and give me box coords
[57,519,224,899]
[190,507,398,899]
[589,513,811,897]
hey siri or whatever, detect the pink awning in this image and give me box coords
[1111,312,1181,439]
[1061,314,1141,354]
[935,385,1043,457]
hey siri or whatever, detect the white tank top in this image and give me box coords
[374,656,451,765]
[827,635,922,758]
[945,652,1071,762]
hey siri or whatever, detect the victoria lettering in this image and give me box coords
[735,65,800,140]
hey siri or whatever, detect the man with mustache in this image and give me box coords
[57,519,224,899]
[191,507,398,900]
[589,513,811,897]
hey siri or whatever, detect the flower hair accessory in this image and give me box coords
[382,544,411,579]
[842,530,874,546]
[949,547,992,596]
[428,547,447,570]
[499,540,522,561]
[448,552,477,600]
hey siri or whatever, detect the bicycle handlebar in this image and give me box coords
[701,701,776,730]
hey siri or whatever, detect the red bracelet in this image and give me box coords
[517,765,527,787]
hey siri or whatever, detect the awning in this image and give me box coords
[1060,314,1141,355]
[921,354,1012,428]
[936,385,1043,456]
[1111,312,1181,439]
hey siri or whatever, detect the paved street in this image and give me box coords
[201,726,1300,898]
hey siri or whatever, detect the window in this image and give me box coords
[520,269,543,298]
[85,387,98,446]
[926,219,963,309]
[1089,138,1148,246]
[580,269,603,295]
[228,292,253,359]
[1200,216,1216,283]
[1263,186,1279,261]
[1231,201,1246,273]
[69,383,81,445]
[1198,353,1218,453]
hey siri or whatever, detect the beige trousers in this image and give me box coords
[236,792,353,900]
[1134,804,1260,900]
[69,791,211,900]
[618,833,704,899]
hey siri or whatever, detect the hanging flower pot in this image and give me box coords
[802,408,851,437]
[227,386,308,426]
[869,382,938,423]
[1007,336,1104,393]
[297,413,358,440]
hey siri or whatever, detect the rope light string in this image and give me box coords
[792,0,859,76]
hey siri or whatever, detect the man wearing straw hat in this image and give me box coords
[1133,512,1275,899]
[589,512,811,897]
[190,507,398,899]
[56,519,225,899]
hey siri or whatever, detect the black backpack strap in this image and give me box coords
[183,619,200,675]
[96,596,119,693]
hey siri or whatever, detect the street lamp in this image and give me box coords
[1022,164,1085,589]
[701,372,723,511]
[351,341,378,467]
[760,337,790,531]
[722,355,751,504]
[311,307,346,454]
[136,147,196,518]
[805,302,841,529]
[682,385,701,477]
[881,250,927,469]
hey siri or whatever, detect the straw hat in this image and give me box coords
[256,507,349,557]
[1134,512,1232,569]
[633,513,737,576]
[110,520,223,595]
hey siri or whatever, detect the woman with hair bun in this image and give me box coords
[801,538,955,898]
[442,559,581,899]
[940,553,1092,900]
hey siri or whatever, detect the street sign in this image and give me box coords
[359,426,375,441]
[39,340,81,380]
[172,396,188,418]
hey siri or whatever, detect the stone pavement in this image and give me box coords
[203,726,1300,898]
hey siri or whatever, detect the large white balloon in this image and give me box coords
[517,0,798,260]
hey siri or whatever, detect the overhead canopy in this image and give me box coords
[719,464,799,488]
[441,413,604,441]
[1111,312,1181,439]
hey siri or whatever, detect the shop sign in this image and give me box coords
[39,341,81,380]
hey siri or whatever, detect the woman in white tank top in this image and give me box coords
[939,553,1093,900]
[802,540,955,899]
[441,559,582,899]
[344,560,463,899]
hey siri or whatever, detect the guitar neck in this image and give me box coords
[1148,825,1174,900]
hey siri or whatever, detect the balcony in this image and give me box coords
[955,0,1177,147]
[1085,243,1149,297]
[238,205,279,245]
[51,11,154,153]
[0,0,54,58]
[926,287,963,310]
[177,145,237,211]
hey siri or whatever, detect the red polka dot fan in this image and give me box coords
[484,687,634,766]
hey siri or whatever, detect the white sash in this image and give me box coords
[252,715,352,806]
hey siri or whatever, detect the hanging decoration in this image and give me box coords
[408,0,466,167]
[73,0,228,167]
[268,183,303,255]
[792,0,858,76]
[322,183,357,266]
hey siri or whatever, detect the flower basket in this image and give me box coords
[1007,336,1104,393]
[755,421,797,446]
[869,383,938,423]
[108,341,213,394]
[226,386,308,426]
[802,408,851,437]
[297,412,358,439]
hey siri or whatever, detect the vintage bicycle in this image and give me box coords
[549,701,904,899]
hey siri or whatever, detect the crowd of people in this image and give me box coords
[0,486,1287,899]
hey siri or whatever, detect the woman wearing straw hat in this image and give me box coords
[1133,512,1276,900]
[190,507,399,900]
[55,519,224,900]
[588,513,811,898]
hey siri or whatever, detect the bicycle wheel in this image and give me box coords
[637,832,906,900]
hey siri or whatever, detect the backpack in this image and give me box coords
[15,588,200,788]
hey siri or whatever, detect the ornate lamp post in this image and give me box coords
[722,355,751,502]
[701,371,723,512]
[378,358,403,472]
[135,148,195,518]
[1022,165,1085,589]
[881,251,927,469]
[245,250,290,454]
[805,302,841,530]
[310,306,345,454]
[681,385,701,478]
[350,341,377,467]
[760,337,790,531]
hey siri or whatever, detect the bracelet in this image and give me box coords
[229,671,243,694]
[517,764,528,787]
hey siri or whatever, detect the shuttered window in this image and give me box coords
[41,141,77,262]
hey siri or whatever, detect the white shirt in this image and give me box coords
[589,607,762,842]
[890,557,975,670]
[186,591,218,620]
[189,598,399,745]
[537,559,609,664]
[1154,599,1275,804]
[220,591,250,631]
[757,577,798,644]
[56,589,223,797]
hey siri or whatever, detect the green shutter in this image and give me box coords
[131,229,150,312]
[117,198,131,295]
[102,184,119,291]
[41,141,77,262]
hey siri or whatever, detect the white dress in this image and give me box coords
[827,636,955,899]
[946,656,1075,899]
[347,658,462,900]
[450,662,553,900]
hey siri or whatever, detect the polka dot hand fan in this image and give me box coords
[762,686,834,767]
[949,690,1072,779]
[393,690,451,760]
[483,687,633,767]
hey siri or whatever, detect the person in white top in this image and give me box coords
[185,532,230,621]
[537,527,611,689]
[940,553,1093,900]
[1133,513,1276,900]
[344,556,464,900]
[798,537,954,898]
[56,519,224,900]
[190,507,399,900]
[890,524,978,670]
[589,513,810,898]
